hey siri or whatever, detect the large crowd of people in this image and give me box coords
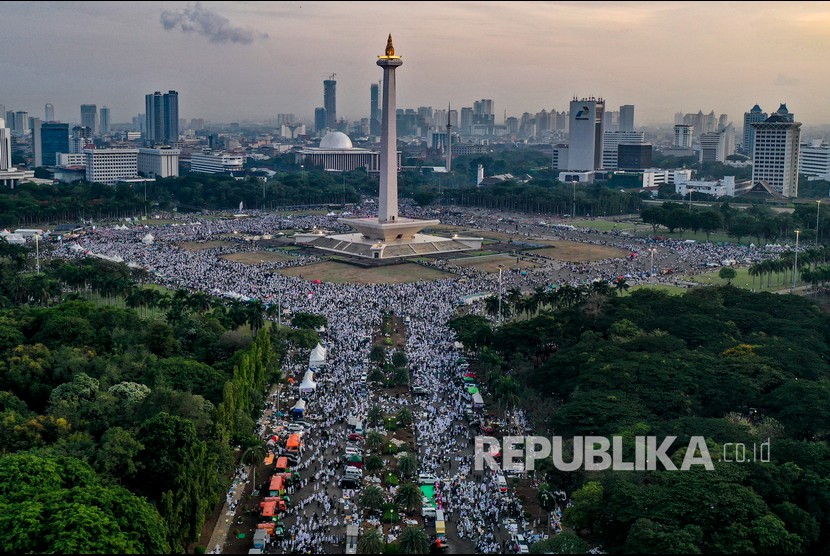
[48,206,800,553]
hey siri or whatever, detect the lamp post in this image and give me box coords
[498,264,504,325]
[817,200,821,245]
[35,234,40,275]
[572,182,576,218]
[649,248,657,275]
[793,230,800,289]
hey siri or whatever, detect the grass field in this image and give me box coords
[628,283,688,296]
[450,254,540,273]
[272,261,455,284]
[178,240,237,251]
[527,240,630,262]
[221,251,296,265]
[570,219,641,231]
[680,267,795,291]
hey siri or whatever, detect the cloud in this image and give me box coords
[774,74,800,86]
[160,2,268,44]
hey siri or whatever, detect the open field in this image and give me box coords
[177,240,237,251]
[272,261,455,284]
[220,251,296,265]
[528,240,630,261]
[680,267,795,291]
[450,253,540,273]
[570,218,641,231]
[628,283,688,296]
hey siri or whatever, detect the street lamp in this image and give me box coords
[498,264,504,325]
[649,248,657,275]
[793,230,800,289]
[817,200,821,245]
[34,234,40,275]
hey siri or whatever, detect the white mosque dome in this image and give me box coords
[319,131,353,150]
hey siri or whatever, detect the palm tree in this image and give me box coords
[396,407,413,426]
[357,527,384,554]
[365,455,384,474]
[506,287,523,310]
[240,442,267,496]
[359,485,386,516]
[365,430,385,452]
[613,276,630,296]
[395,482,422,514]
[397,452,418,480]
[398,526,430,554]
[188,290,212,313]
[367,405,384,428]
[246,299,266,335]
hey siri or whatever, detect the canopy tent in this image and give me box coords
[290,399,307,416]
[299,371,317,394]
[467,386,479,395]
[472,392,485,408]
[141,233,154,245]
[309,343,327,367]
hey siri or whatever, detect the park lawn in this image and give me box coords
[450,253,539,273]
[628,283,687,296]
[221,251,296,265]
[527,240,630,262]
[633,228,752,245]
[680,267,793,291]
[272,261,456,284]
[569,219,640,231]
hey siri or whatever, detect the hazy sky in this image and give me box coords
[2,1,829,127]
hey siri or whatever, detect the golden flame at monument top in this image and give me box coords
[378,33,401,59]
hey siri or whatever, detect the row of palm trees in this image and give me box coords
[483,279,625,321]
[747,245,830,290]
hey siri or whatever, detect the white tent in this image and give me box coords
[299,371,317,394]
[141,233,154,245]
[68,243,84,252]
[290,398,307,416]
[309,343,327,367]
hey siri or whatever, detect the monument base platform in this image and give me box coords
[295,229,483,260]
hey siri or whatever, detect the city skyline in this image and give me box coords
[1,1,829,126]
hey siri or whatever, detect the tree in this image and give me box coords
[395,482,422,514]
[368,406,384,428]
[94,427,144,484]
[641,206,666,234]
[397,452,418,480]
[357,527,384,554]
[563,481,604,533]
[530,531,589,554]
[398,526,430,554]
[718,267,737,285]
[396,407,413,426]
[291,312,327,330]
[391,350,408,368]
[369,345,387,367]
[365,455,384,474]
[359,485,386,515]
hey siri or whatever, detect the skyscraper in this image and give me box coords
[370,82,381,137]
[752,112,801,197]
[145,91,179,144]
[100,106,110,134]
[0,118,10,170]
[163,91,179,142]
[324,78,336,130]
[34,122,69,166]
[619,105,635,132]
[568,96,605,171]
[80,104,97,134]
[44,103,54,122]
[314,108,327,134]
[460,107,473,135]
[674,124,693,148]
[743,104,767,156]
[15,111,29,131]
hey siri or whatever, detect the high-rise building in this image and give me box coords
[602,130,645,169]
[70,126,93,153]
[44,103,54,122]
[14,111,29,131]
[460,107,473,135]
[674,124,693,148]
[144,91,178,144]
[5,111,14,131]
[80,104,97,134]
[568,96,605,171]
[33,121,69,167]
[718,113,728,131]
[473,99,494,116]
[774,103,794,122]
[84,148,139,184]
[751,113,801,197]
[314,108,327,134]
[138,147,180,178]
[100,106,110,134]
[743,104,767,156]
[163,91,179,143]
[618,144,653,171]
[800,140,830,181]
[619,105,635,132]
[324,78,336,130]
[0,118,11,170]
[370,82,381,137]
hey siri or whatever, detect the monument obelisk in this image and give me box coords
[377,34,402,224]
